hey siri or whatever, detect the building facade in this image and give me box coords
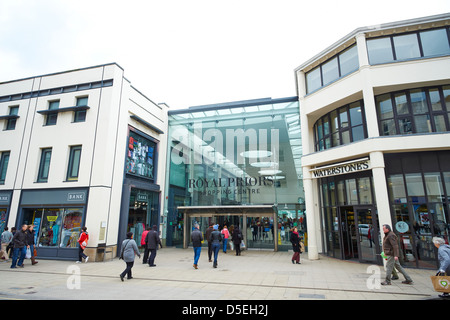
[296,13,450,268]
[0,63,168,260]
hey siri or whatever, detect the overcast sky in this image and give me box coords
[0,0,449,109]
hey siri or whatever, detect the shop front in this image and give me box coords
[316,158,383,265]
[165,97,305,251]
[17,188,88,260]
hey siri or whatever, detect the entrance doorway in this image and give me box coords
[339,206,381,264]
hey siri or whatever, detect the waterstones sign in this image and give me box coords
[310,158,371,179]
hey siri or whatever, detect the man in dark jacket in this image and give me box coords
[191,224,203,269]
[381,224,413,285]
[209,224,222,268]
[205,223,214,262]
[11,225,28,269]
[145,225,162,267]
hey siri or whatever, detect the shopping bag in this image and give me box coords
[25,247,32,259]
[240,240,245,249]
[230,242,234,251]
[430,275,450,293]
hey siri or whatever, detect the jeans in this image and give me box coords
[121,261,134,279]
[212,243,220,267]
[78,247,87,262]
[223,239,228,252]
[148,249,157,266]
[193,246,201,265]
[11,247,26,268]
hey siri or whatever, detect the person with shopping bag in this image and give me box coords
[10,225,27,269]
[26,225,38,265]
[431,237,450,299]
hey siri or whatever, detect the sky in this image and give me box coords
[0,0,449,110]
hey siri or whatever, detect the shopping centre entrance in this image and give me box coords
[178,205,283,251]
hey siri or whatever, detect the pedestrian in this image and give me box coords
[191,223,203,269]
[381,224,413,285]
[205,223,214,262]
[290,227,301,264]
[26,225,38,265]
[119,232,141,281]
[1,227,13,262]
[221,225,230,253]
[141,226,150,264]
[432,237,450,299]
[232,224,243,256]
[209,224,222,268]
[10,224,28,269]
[77,226,89,263]
[145,225,162,267]
[6,227,16,258]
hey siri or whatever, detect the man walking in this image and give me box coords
[1,227,13,262]
[209,224,222,268]
[205,223,213,262]
[381,224,413,285]
[191,223,203,269]
[145,225,162,267]
[10,225,28,269]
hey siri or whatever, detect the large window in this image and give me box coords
[37,148,52,183]
[67,146,82,181]
[313,100,367,151]
[367,27,450,65]
[126,128,157,181]
[0,151,10,184]
[385,151,450,269]
[306,45,359,93]
[376,85,450,136]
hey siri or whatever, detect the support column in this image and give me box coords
[303,165,319,260]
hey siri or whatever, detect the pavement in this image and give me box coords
[0,247,445,301]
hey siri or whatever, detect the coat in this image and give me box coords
[382,231,399,257]
[209,230,223,244]
[78,232,89,250]
[145,229,161,250]
[191,228,203,247]
[232,228,242,245]
[120,239,140,263]
[438,244,450,274]
[290,232,301,253]
[12,229,27,249]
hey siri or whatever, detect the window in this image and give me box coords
[367,27,450,65]
[6,106,19,130]
[37,148,52,182]
[313,100,367,151]
[0,151,10,184]
[67,146,82,181]
[74,97,88,123]
[126,130,156,180]
[306,44,359,93]
[376,85,450,136]
[45,101,59,126]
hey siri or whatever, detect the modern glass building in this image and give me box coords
[163,97,305,251]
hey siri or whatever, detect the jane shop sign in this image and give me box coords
[310,158,371,179]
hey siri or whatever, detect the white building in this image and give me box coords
[0,63,168,260]
[296,13,450,268]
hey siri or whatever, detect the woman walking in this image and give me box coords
[290,227,301,264]
[120,232,141,281]
[433,237,450,299]
[209,224,222,268]
[77,227,89,263]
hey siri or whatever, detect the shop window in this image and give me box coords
[126,129,157,181]
[37,148,52,183]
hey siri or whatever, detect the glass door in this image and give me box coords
[355,206,381,264]
[339,207,357,260]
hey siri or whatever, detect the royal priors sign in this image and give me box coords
[310,158,371,179]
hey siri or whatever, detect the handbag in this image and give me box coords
[430,273,450,293]
[119,240,131,260]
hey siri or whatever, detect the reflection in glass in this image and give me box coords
[393,34,421,60]
[367,37,394,64]
[420,28,450,57]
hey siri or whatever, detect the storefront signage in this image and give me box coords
[67,192,86,202]
[188,176,274,195]
[310,158,371,179]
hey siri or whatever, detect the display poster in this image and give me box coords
[126,131,156,180]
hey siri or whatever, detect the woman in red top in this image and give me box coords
[77,227,89,263]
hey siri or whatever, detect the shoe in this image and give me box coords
[296,262,301,264]
[391,276,399,280]
[149,264,156,267]
[76,261,82,263]
[209,259,212,262]
[438,293,450,299]
[128,277,133,280]
[292,260,295,264]
[381,281,391,285]
[193,264,198,269]
[402,280,413,285]
[84,256,89,263]
[120,274,124,282]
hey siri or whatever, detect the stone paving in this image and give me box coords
[0,247,443,300]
